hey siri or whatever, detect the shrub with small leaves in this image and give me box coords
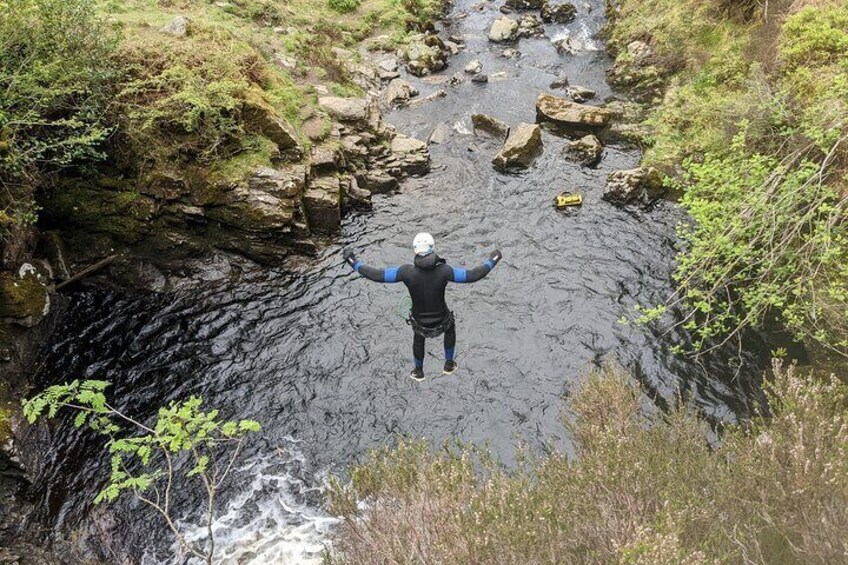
[24,380,260,564]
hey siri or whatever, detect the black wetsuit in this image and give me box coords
[347,251,499,369]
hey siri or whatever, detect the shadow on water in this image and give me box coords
[25,0,772,561]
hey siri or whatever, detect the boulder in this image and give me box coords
[0,265,50,327]
[391,135,430,175]
[603,167,665,204]
[565,134,603,167]
[502,48,521,59]
[536,93,612,131]
[464,59,483,74]
[550,76,569,89]
[488,17,519,42]
[378,58,398,72]
[627,40,653,64]
[271,53,297,71]
[310,145,341,174]
[516,14,545,38]
[471,114,509,139]
[505,0,545,9]
[566,85,596,103]
[359,170,399,193]
[553,36,583,55]
[242,95,301,154]
[318,97,371,123]
[160,15,189,37]
[541,1,577,23]
[401,34,448,77]
[211,185,295,233]
[471,73,489,84]
[304,176,341,233]
[492,123,542,170]
[344,176,372,209]
[386,79,419,106]
[428,122,453,144]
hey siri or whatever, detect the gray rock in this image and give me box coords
[565,134,603,167]
[536,93,612,131]
[505,0,545,9]
[488,16,519,42]
[550,76,570,89]
[541,1,577,23]
[310,145,341,174]
[627,40,653,64]
[428,122,453,144]
[448,72,465,86]
[443,40,463,55]
[502,48,521,59]
[516,14,545,38]
[471,73,489,83]
[386,78,419,106]
[379,70,401,81]
[492,123,542,170]
[249,165,308,198]
[566,85,596,103]
[359,170,399,193]
[402,34,448,76]
[407,89,448,107]
[344,176,372,208]
[464,59,483,74]
[318,97,371,123]
[272,53,297,71]
[472,113,510,139]
[378,58,399,72]
[160,15,189,37]
[553,36,583,55]
[603,167,665,204]
[304,176,342,234]
[391,134,428,154]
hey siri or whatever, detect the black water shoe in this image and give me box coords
[410,368,425,382]
[443,360,457,375]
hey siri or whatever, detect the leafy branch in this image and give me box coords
[23,380,261,564]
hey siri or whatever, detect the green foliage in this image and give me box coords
[328,0,362,14]
[0,0,117,232]
[327,362,848,564]
[24,379,261,562]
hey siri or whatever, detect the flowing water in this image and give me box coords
[27,0,772,562]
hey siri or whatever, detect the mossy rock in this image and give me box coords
[0,270,49,327]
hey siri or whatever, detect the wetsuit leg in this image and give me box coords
[413,332,425,369]
[444,324,456,361]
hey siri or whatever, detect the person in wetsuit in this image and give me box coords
[343,233,502,381]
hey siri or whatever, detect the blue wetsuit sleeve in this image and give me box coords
[353,262,409,283]
[447,261,494,284]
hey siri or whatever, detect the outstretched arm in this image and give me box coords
[448,250,502,283]
[343,249,407,283]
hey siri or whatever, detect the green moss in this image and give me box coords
[208,136,278,185]
[0,272,48,321]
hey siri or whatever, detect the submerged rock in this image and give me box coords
[488,16,519,42]
[552,36,583,55]
[536,93,612,132]
[492,123,542,170]
[472,113,509,139]
[604,167,665,204]
[471,73,489,84]
[565,134,603,167]
[550,76,570,89]
[541,1,577,23]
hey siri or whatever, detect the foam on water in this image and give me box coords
[149,440,338,565]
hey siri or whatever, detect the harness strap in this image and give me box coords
[406,311,455,338]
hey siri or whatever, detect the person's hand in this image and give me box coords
[343,248,358,268]
[488,249,502,266]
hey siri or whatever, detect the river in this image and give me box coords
[26,0,770,562]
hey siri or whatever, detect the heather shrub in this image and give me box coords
[326,362,848,564]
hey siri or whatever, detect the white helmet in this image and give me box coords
[412,232,435,256]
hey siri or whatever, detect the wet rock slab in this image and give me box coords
[492,123,542,170]
[536,93,612,132]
